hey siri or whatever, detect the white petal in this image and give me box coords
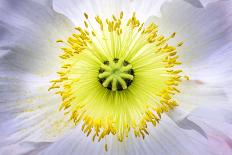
[169,81,232,150]
[170,105,232,155]
[194,0,229,7]
[0,0,75,150]
[40,115,215,155]
[189,106,232,138]
[0,79,73,141]
[52,0,170,26]
[52,0,131,26]
[183,0,203,7]
[135,0,232,104]
[130,0,171,18]
[173,80,229,112]
[184,0,229,8]
[151,1,232,152]
[39,126,105,155]
[149,0,232,101]
[0,0,74,75]
[0,142,51,155]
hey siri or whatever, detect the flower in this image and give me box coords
[0,0,232,155]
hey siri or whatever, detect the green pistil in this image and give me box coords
[98,58,134,91]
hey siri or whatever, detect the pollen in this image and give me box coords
[49,11,188,143]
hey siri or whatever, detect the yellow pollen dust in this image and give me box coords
[49,11,188,144]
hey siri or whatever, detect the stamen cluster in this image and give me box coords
[49,11,188,143]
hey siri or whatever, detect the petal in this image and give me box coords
[183,0,229,8]
[0,0,75,149]
[199,0,228,6]
[149,0,232,102]
[189,106,232,139]
[183,0,203,7]
[0,0,74,75]
[144,0,232,105]
[171,105,232,155]
[40,115,215,155]
[52,0,169,26]
[168,80,231,144]
[156,1,232,152]
[0,142,51,155]
[130,0,171,18]
[52,0,131,26]
[173,80,229,112]
[0,77,73,143]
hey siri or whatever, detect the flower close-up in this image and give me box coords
[0,0,232,155]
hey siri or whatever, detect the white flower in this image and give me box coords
[0,0,232,155]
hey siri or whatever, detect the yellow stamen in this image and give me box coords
[50,12,188,147]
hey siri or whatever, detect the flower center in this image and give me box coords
[98,58,134,91]
[49,11,189,144]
